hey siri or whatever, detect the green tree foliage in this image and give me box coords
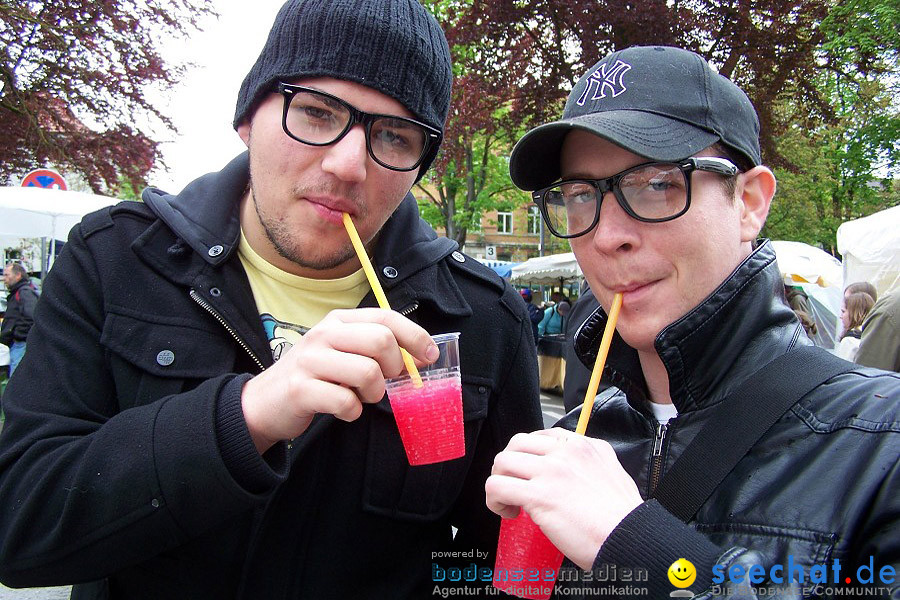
[425,1,899,252]
[416,0,529,246]
[765,0,899,250]
[0,1,215,193]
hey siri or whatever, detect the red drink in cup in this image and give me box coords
[493,511,563,600]
[385,332,464,466]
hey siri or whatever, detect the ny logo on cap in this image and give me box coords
[576,60,631,107]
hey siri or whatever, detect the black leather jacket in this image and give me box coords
[558,241,899,599]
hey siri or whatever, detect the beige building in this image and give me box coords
[452,202,571,262]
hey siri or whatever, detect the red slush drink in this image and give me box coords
[387,373,464,465]
[493,511,563,600]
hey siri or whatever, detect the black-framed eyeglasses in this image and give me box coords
[532,157,740,239]
[274,83,442,172]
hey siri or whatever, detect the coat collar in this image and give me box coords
[574,240,805,413]
[137,153,478,320]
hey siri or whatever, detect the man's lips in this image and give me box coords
[304,196,357,224]
[608,279,660,304]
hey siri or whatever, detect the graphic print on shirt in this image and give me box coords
[261,313,309,361]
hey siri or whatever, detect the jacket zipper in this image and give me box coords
[190,289,266,372]
[397,301,419,317]
[649,421,669,496]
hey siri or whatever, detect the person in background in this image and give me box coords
[856,289,900,372]
[844,280,878,304]
[783,283,811,315]
[0,263,38,376]
[835,291,875,361]
[793,309,817,340]
[0,1,542,597]
[538,300,570,336]
[487,45,899,599]
[520,288,543,343]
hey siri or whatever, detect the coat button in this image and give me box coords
[383,266,399,279]
[451,251,466,263]
[478,385,487,394]
[208,245,224,257]
[151,498,160,508]
[156,350,175,366]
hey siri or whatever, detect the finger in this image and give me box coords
[300,347,388,403]
[491,448,552,479]
[327,308,439,364]
[293,378,365,423]
[533,427,578,441]
[504,431,568,456]
[485,474,532,517]
[304,324,406,380]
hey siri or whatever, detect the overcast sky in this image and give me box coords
[150,0,284,193]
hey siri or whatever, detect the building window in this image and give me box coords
[497,212,513,234]
[527,206,541,235]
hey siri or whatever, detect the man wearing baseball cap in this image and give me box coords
[0,1,542,597]
[487,46,899,597]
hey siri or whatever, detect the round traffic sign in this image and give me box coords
[21,168,68,190]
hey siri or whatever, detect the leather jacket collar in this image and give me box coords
[574,240,805,413]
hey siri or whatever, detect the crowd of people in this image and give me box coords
[0,1,896,599]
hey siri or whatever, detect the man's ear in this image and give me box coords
[736,166,776,243]
[237,120,251,147]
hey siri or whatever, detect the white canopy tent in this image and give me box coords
[0,186,119,275]
[509,252,583,286]
[771,240,843,349]
[0,186,119,239]
[837,204,900,296]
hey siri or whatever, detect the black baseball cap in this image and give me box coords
[509,46,761,191]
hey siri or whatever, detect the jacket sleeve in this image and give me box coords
[12,286,38,341]
[0,308,11,346]
[587,495,900,600]
[448,289,543,566]
[856,293,900,371]
[0,224,285,587]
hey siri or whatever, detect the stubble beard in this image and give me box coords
[249,178,361,272]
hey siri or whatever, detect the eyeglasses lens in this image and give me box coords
[283,89,428,170]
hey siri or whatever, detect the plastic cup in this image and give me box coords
[385,332,464,466]
[493,511,564,600]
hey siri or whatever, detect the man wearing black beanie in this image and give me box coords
[0,1,543,598]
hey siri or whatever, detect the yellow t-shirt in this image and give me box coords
[237,231,370,361]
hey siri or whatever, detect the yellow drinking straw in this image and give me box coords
[574,292,623,435]
[342,212,423,388]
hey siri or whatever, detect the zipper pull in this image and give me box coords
[652,422,668,457]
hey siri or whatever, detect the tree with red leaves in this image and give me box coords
[422,0,897,250]
[0,1,215,193]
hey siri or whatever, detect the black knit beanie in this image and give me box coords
[233,0,452,178]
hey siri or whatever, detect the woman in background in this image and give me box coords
[836,291,875,362]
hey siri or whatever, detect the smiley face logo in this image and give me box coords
[667,558,696,588]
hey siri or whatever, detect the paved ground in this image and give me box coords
[540,388,567,427]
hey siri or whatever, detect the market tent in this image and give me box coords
[836,205,900,296]
[0,186,119,274]
[510,252,582,286]
[0,186,119,240]
[771,240,843,349]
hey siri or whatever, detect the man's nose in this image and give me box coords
[320,125,368,182]
[589,192,640,254]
